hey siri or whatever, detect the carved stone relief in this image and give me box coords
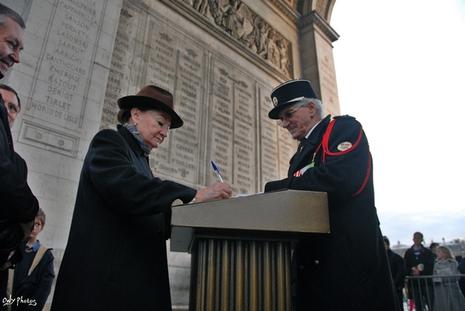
[186,0,294,77]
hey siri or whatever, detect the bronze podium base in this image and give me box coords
[190,236,292,311]
[171,191,329,311]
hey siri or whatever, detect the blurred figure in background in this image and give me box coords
[458,256,465,297]
[4,208,55,311]
[404,232,435,311]
[429,242,439,259]
[384,236,406,311]
[432,246,465,311]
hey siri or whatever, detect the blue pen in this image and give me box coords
[210,160,224,182]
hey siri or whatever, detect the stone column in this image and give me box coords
[299,11,341,115]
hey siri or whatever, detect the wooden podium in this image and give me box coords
[171,190,329,311]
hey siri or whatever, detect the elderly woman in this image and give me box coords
[51,85,232,311]
[432,246,465,311]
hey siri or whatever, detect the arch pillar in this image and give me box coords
[298,0,340,115]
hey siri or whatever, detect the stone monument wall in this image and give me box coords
[100,0,301,193]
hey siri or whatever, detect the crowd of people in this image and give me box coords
[385,231,465,311]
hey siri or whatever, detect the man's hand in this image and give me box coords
[194,182,232,203]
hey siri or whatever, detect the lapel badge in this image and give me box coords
[272,97,278,106]
[337,141,352,151]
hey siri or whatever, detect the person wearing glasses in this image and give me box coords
[51,85,232,311]
[264,79,397,311]
[0,84,39,303]
[0,4,38,272]
[1,3,38,269]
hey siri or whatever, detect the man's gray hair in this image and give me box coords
[0,4,26,29]
[292,98,323,118]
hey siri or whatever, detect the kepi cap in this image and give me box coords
[268,79,318,119]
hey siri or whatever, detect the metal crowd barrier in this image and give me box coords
[405,274,465,311]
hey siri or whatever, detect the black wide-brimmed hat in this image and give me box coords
[268,79,318,119]
[117,85,183,128]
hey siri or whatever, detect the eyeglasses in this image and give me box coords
[4,102,20,115]
[277,106,302,126]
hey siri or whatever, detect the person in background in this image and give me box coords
[5,208,55,311]
[384,236,406,311]
[51,85,232,311]
[0,83,39,303]
[0,5,38,271]
[264,79,397,311]
[458,256,465,297]
[432,246,465,311]
[429,242,439,259]
[404,231,435,311]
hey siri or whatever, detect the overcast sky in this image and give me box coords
[331,0,465,246]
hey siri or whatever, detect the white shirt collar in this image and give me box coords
[304,119,323,140]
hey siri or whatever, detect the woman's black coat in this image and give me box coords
[51,126,196,311]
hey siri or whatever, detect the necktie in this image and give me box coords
[298,138,306,153]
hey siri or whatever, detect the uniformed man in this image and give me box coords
[264,79,398,311]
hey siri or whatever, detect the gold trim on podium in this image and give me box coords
[190,238,292,311]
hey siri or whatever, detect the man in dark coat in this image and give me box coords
[264,79,397,311]
[384,236,406,310]
[458,256,465,297]
[0,5,38,270]
[404,231,435,311]
[51,85,232,311]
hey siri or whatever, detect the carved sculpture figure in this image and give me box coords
[190,0,293,77]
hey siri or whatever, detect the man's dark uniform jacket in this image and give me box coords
[51,125,196,311]
[0,99,38,267]
[265,115,397,311]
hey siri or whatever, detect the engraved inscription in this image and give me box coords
[25,0,103,131]
[207,60,257,194]
[233,79,255,194]
[101,5,142,129]
[208,63,234,186]
[169,47,204,183]
[259,87,280,185]
[144,17,204,184]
